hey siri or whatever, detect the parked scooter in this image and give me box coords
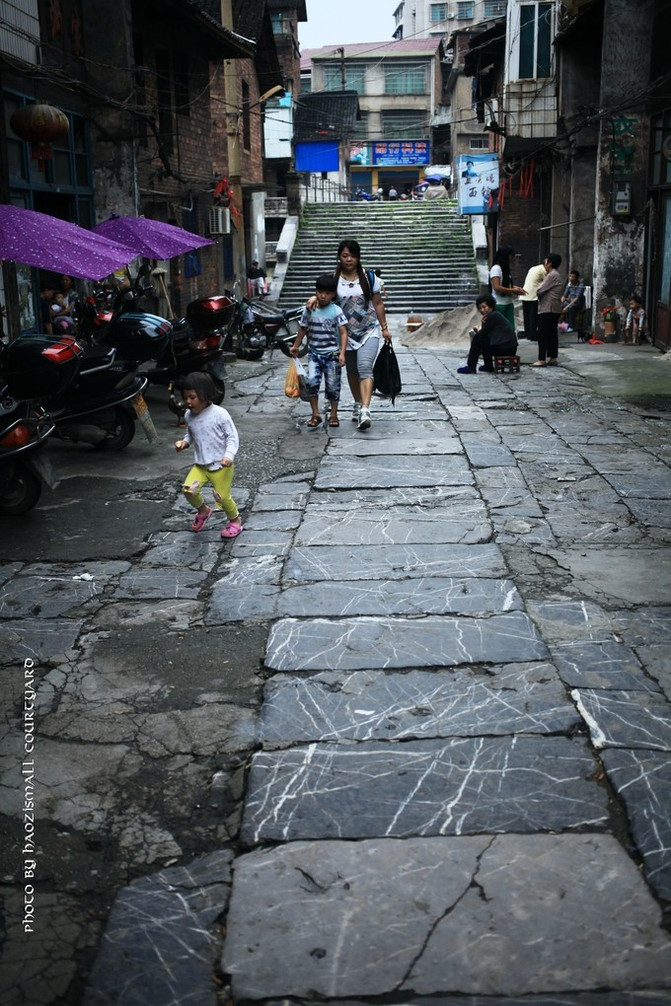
[222,286,305,361]
[1,333,152,451]
[75,265,227,401]
[0,397,57,515]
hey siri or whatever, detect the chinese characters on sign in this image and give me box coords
[456,154,499,215]
[350,141,431,167]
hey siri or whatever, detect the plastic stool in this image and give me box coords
[494,355,520,373]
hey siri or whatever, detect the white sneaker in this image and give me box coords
[357,407,371,430]
[351,402,361,423]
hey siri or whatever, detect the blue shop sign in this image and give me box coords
[372,141,430,166]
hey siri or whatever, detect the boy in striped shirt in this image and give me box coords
[291,274,348,429]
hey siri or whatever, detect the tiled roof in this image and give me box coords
[301,36,442,70]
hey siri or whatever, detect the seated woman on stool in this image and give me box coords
[458,294,518,374]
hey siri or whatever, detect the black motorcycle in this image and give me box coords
[75,266,227,401]
[0,398,57,515]
[223,290,306,361]
[2,333,151,452]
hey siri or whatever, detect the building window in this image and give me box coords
[271,13,291,34]
[519,2,552,78]
[469,136,489,149]
[394,3,404,25]
[241,79,251,150]
[0,0,40,63]
[324,64,367,92]
[381,108,428,138]
[351,111,369,140]
[384,63,427,95]
[430,3,448,21]
[484,0,507,15]
[457,2,474,18]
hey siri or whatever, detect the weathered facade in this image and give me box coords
[1,0,284,327]
[460,0,671,346]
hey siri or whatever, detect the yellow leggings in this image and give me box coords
[182,464,238,520]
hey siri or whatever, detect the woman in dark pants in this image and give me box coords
[457,294,518,373]
[533,252,563,366]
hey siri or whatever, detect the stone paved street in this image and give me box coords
[1,325,671,1005]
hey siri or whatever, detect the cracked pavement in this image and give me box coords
[1,329,671,1005]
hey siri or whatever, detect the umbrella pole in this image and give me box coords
[1,261,21,340]
[154,269,175,319]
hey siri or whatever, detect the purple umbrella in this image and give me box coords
[93,215,213,259]
[0,204,135,280]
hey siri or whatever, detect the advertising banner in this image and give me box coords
[372,140,430,166]
[456,154,499,214]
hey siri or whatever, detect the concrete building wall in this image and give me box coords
[592,0,655,317]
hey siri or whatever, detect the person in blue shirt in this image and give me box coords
[291,274,348,429]
[560,269,585,331]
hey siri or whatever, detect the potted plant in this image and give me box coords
[601,305,617,339]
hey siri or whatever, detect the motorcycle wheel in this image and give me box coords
[236,347,265,361]
[94,407,136,451]
[277,333,308,358]
[0,462,42,516]
[210,374,226,403]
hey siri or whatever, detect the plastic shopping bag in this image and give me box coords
[293,356,313,402]
[285,359,300,398]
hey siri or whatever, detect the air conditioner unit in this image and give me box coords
[209,206,231,235]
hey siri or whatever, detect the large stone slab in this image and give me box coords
[274,576,521,619]
[315,455,472,489]
[601,748,671,902]
[0,618,82,665]
[550,640,659,691]
[222,835,671,999]
[294,510,490,546]
[548,548,671,605]
[326,436,462,456]
[572,689,671,751]
[260,664,577,744]
[241,736,605,843]
[283,543,507,583]
[305,484,479,512]
[84,852,232,1006]
[265,612,548,671]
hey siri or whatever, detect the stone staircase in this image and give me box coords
[276,200,479,315]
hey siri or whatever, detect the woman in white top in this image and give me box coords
[333,239,392,431]
[489,246,526,327]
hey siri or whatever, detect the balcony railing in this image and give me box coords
[265,197,288,216]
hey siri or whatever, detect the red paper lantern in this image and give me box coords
[9,104,70,170]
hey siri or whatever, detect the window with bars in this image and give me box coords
[0,0,40,63]
[484,0,507,16]
[380,108,428,137]
[324,64,367,92]
[351,112,369,140]
[457,2,474,18]
[384,63,427,95]
[431,3,448,21]
[519,2,553,78]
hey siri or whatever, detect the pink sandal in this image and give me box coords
[190,507,212,532]
[221,521,243,539]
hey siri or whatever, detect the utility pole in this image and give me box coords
[220,0,244,284]
[337,48,346,91]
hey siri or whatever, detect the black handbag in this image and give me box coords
[373,342,402,404]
